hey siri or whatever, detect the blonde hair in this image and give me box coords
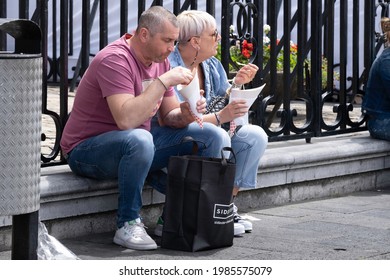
[381,17,390,45]
[176,10,216,43]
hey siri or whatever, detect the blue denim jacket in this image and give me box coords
[168,47,231,103]
[362,47,390,118]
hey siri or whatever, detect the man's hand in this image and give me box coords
[159,66,194,88]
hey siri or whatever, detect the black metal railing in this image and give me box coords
[0,0,388,166]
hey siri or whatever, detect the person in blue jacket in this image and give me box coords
[362,17,390,141]
[167,10,268,234]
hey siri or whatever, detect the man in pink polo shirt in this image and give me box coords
[61,6,230,251]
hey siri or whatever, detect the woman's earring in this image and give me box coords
[190,49,199,67]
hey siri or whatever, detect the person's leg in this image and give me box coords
[368,118,390,141]
[150,122,230,173]
[231,124,268,189]
[231,124,268,232]
[67,129,157,250]
[67,129,154,227]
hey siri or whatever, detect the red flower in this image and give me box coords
[242,49,251,58]
[241,40,253,59]
[242,40,253,51]
[290,43,298,52]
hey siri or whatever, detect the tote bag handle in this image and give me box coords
[180,136,236,164]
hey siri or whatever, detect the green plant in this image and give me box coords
[215,25,256,70]
[216,24,337,89]
[216,25,298,70]
[263,25,299,73]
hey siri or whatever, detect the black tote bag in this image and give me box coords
[161,142,236,252]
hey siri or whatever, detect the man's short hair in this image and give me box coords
[136,6,178,36]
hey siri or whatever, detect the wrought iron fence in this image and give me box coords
[0,0,389,166]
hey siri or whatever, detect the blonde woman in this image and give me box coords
[168,10,268,234]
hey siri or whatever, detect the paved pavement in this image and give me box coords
[3,188,387,260]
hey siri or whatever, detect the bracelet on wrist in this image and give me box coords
[214,112,221,126]
[156,77,168,91]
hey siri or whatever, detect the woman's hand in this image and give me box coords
[218,99,248,123]
[196,91,207,114]
[234,63,259,85]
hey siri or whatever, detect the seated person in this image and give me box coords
[168,10,268,234]
[60,6,229,251]
[362,17,390,141]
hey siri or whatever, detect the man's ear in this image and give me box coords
[139,27,149,42]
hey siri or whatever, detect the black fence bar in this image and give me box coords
[50,0,57,82]
[1,0,387,166]
[69,0,73,56]
[206,0,215,17]
[0,0,6,49]
[81,0,90,76]
[41,0,62,164]
[120,0,128,36]
[59,0,68,156]
[252,0,264,90]
[18,0,29,19]
[311,0,322,137]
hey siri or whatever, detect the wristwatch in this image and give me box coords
[231,77,242,89]
[227,77,242,95]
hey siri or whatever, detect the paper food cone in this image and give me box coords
[229,84,266,127]
[176,71,203,128]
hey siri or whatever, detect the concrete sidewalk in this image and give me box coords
[4,188,389,260]
[1,188,389,260]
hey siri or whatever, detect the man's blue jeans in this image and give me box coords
[66,122,230,228]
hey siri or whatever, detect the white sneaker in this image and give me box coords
[113,218,157,250]
[233,204,253,232]
[234,222,245,236]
